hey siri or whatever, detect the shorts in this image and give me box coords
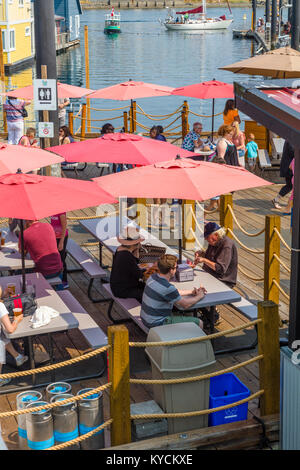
[247,158,256,167]
[0,330,10,364]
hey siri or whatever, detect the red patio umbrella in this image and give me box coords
[0,172,116,291]
[172,79,234,138]
[4,82,94,99]
[0,143,65,176]
[93,157,272,261]
[87,80,174,100]
[47,132,198,165]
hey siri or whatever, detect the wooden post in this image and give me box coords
[129,105,133,133]
[219,194,233,238]
[84,26,91,134]
[0,28,7,136]
[132,100,137,133]
[182,200,196,250]
[108,325,131,446]
[181,107,187,140]
[136,198,147,229]
[184,100,189,133]
[123,111,128,133]
[264,215,280,304]
[68,111,74,136]
[41,65,52,176]
[80,103,87,139]
[257,301,280,416]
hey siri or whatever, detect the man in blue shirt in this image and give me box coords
[182,122,204,152]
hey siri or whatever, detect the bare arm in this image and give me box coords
[58,214,67,251]
[175,287,206,309]
[216,139,227,159]
[1,313,23,335]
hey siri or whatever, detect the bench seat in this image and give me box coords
[101,283,149,334]
[258,149,272,169]
[229,297,258,321]
[48,276,63,286]
[57,289,108,349]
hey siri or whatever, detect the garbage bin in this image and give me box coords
[145,322,216,434]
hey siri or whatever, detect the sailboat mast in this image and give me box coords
[202,0,207,16]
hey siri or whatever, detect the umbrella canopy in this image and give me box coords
[47,132,198,165]
[87,80,174,100]
[4,82,94,99]
[93,157,272,200]
[0,172,116,220]
[171,80,234,99]
[220,47,300,79]
[0,143,65,176]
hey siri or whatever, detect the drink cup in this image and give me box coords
[7,283,16,296]
[1,237,5,246]
[13,308,22,317]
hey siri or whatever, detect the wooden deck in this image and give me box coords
[0,166,290,450]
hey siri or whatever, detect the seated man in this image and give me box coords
[181,122,204,152]
[141,254,207,330]
[194,222,238,325]
[19,220,62,280]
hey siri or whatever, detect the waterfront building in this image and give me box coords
[54,0,82,43]
[0,0,34,73]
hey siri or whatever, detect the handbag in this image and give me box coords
[138,243,166,263]
[8,99,28,118]
[3,292,38,320]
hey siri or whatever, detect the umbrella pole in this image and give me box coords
[211,99,215,142]
[178,199,183,264]
[20,219,26,294]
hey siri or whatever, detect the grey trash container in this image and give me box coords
[145,322,216,434]
[77,388,104,450]
[16,391,42,450]
[50,394,80,450]
[25,401,54,450]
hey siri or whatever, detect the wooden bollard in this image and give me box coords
[80,103,87,139]
[108,325,131,446]
[257,301,280,416]
[264,215,281,304]
[219,194,233,237]
[182,200,196,250]
[136,198,147,229]
[68,111,74,136]
[132,100,137,133]
[123,111,128,133]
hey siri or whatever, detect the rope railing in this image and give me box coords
[129,390,264,420]
[189,110,223,118]
[67,204,134,221]
[273,227,292,252]
[273,253,291,274]
[86,105,129,112]
[49,419,113,450]
[135,103,184,119]
[130,355,263,384]
[0,345,110,380]
[195,200,219,215]
[227,228,265,255]
[272,279,290,301]
[129,319,262,347]
[238,264,264,282]
[227,205,266,238]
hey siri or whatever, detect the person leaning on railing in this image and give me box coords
[194,222,238,327]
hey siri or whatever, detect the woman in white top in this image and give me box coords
[0,287,28,387]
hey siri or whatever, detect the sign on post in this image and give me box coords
[38,122,54,139]
[33,79,57,111]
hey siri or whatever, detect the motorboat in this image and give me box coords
[104,7,121,34]
[162,1,233,31]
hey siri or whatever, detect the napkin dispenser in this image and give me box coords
[175,263,194,282]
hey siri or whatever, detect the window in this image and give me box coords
[1,30,6,52]
[25,26,30,36]
[9,30,15,50]
[19,0,24,6]
[69,16,73,32]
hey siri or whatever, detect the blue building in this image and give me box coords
[54,0,82,42]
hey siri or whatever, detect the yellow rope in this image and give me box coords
[67,204,135,221]
[189,110,223,118]
[136,103,183,119]
[272,279,290,301]
[161,114,182,130]
[129,319,262,347]
[227,228,265,254]
[227,205,266,237]
[74,105,83,118]
[87,105,129,112]
[273,227,292,252]
[273,253,291,274]
[238,264,264,282]
[0,345,109,380]
[49,419,113,450]
[84,115,122,122]
[130,355,263,385]
[196,200,218,215]
[0,383,111,419]
[130,390,264,420]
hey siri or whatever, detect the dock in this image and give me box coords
[233,29,270,52]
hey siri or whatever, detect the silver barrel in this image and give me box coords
[25,401,54,450]
[50,394,79,450]
[77,388,104,450]
[16,391,43,450]
[45,382,72,402]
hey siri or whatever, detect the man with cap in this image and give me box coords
[194,222,238,324]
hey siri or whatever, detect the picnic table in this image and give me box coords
[1,272,79,391]
[0,228,35,272]
[79,215,182,267]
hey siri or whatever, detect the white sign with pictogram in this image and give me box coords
[38,122,54,139]
[33,79,57,111]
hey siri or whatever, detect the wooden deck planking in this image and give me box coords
[0,180,291,449]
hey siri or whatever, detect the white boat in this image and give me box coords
[162,1,233,31]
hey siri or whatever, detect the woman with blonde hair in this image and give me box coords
[216,124,239,166]
[231,120,246,166]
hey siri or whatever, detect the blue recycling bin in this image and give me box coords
[209,373,250,426]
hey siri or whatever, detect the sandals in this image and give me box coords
[272,199,282,210]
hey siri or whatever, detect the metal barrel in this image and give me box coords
[50,394,80,450]
[16,391,43,450]
[25,401,54,450]
[45,382,72,402]
[77,388,104,450]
